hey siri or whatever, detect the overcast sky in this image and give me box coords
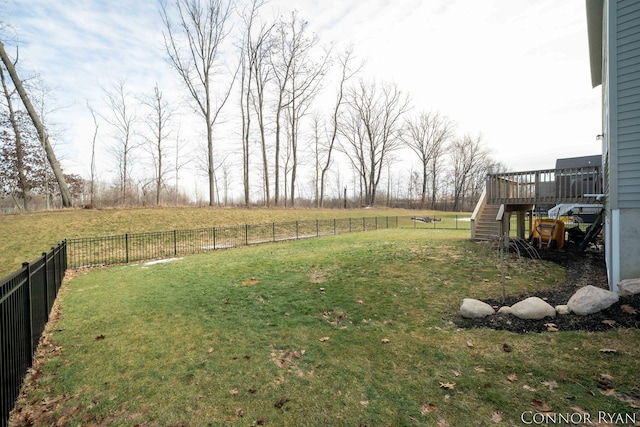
[2,0,602,199]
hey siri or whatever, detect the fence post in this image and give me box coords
[349,218,352,233]
[245,224,249,246]
[125,234,129,264]
[334,218,336,235]
[22,261,34,364]
[272,222,276,242]
[173,230,178,255]
[43,252,50,320]
[213,227,217,250]
[316,220,319,237]
[362,217,365,231]
[296,221,299,239]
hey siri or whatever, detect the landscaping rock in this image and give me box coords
[618,278,640,296]
[567,285,619,316]
[460,298,495,318]
[555,305,570,315]
[497,306,513,315]
[510,297,556,320]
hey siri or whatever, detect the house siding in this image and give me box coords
[615,0,640,210]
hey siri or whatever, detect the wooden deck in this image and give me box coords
[472,166,603,241]
[486,166,603,205]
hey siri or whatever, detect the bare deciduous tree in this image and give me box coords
[0,41,72,206]
[0,58,30,210]
[160,0,236,207]
[271,11,328,206]
[100,81,138,206]
[403,111,455,208]
[339,80,410,206]
[239,0,273,206]
[450,133,489,211]
[317,47,361,208]
[140,83,173,205]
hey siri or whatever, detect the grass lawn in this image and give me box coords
[0,206,455,276]
[11,228,640,426]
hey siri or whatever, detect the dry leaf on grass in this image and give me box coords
[502,343,512,352]
[466,340,474,348]
[531,398,552,412]
[602,319,616,326]
[381,338,390,343]
[506,374,518,382]
[600,348,618,354]
[229,388,239,395]
[319,336,330,342]
[420,403,437,415]
[437,419,450,427]
[541,380,558,390]
[439,381,455,390]
[491,412,503,423]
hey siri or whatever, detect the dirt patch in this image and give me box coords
[456,248,640,333]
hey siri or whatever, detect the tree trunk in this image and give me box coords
[0,41,72,207]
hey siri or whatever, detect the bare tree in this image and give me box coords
[160,0,236,206]
[0,58,30,210]
[0,41,72,206]
[238,0,273,206]
[87,101,99,206]
[339,80,410,206]
[140,83,173,205]
[450,133,489,211]
[271,11,329,206]
[403,111,455,208]
[100,81,138,205]
[317,47,361,207]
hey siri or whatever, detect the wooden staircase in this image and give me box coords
[472,203,502,241]
[470,188,504,241]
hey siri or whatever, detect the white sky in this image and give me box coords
[2,0,602,200]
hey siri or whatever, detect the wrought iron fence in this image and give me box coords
[65,216,471,269]
[1,242,67,427]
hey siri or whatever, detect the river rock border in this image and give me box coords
[460,278,640,320]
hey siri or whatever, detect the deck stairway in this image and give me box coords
[472,203,502,241]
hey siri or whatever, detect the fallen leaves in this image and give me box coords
[544,322,559,332]
[490,412,503,423]
[506,373,518,382]
[621,304,637,314]
[531,398,552,412]
[319,336,330,342]
[439,381,455,390]
[380,338,390,344]
[95,334,105,340]
[420,402,437,415]
[502,343,512,353]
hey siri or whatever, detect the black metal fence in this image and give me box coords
[1,242,67,427]
[66,216,471,269]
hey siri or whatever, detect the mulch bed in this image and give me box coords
[455,248,640,333]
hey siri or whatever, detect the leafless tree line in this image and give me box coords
[0,0,504,212]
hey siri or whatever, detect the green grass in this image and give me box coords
[13,229,640,426]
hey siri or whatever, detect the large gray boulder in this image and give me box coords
[567,285,619,316]
[618,278,640,296]
[460,298,495,318]
[510,297,556,320]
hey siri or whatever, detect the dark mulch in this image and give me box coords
[455,248,640,333]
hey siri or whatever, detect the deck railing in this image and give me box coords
[486,166,603,205]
